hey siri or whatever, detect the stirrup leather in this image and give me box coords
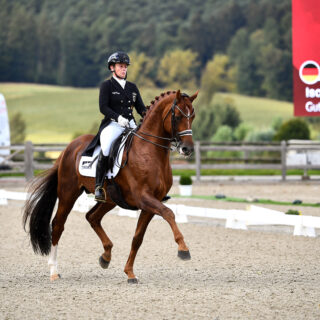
[95,186,107,203]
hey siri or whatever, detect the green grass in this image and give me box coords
[0,83,295,143]
[172,169,320,176]
[215,92,294,128]
[171,194,320,208]
[1,83,175,143]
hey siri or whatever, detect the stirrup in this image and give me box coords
[95,186,107,203]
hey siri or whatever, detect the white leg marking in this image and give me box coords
[48,245,58,277]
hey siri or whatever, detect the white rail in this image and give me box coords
[1,190,318,238]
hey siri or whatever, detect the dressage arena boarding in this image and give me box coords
[1,178,320,319]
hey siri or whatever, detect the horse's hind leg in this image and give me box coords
[124,210,154,283]
[86,202,116,268]
[49,191,81,281]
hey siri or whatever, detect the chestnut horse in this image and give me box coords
[23,90,198,283]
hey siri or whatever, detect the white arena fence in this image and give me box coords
[1,189,319,238]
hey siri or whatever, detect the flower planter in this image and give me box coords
[179,184,192,196]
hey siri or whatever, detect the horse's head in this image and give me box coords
[164,90,198,156]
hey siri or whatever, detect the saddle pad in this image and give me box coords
[79,134,128,179]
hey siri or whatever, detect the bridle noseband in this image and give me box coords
[133,93,195,150]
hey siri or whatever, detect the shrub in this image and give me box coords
[233,123,253,141]
[179,175,192,185]
[9,112,26,144]
[245,129,275,142]
[273,118,310,141]
[285,209,300,215]
[211,125,233,142]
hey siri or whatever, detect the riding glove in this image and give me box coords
[118,115,129,127]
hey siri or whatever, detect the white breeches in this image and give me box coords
[100,119,136,156]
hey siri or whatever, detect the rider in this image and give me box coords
[95,51,146,202]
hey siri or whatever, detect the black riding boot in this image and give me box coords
[95,152,109,202]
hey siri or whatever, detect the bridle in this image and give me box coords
[131,93,195,150]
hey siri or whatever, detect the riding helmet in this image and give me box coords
[107,51,130,70]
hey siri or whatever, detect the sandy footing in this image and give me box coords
[1,179,320,319]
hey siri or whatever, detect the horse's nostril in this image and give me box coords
[182,146,193,155]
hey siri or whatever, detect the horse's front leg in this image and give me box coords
[124,210,154,283]
[140,195,191,259]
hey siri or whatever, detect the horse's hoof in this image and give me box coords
[178,250,191,260]
[50,274,61,282]
[127,278,138,284]
[99,256,110,269]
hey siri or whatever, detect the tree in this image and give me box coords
[193,98,241,141]
[36,13,60,83]
[233,123,253,141]
[127,52,155,87]
[200,54,236,103]
[157,49,199,89]
[193,106,216,141]
[9,112,26,144]
[6,6,38,82]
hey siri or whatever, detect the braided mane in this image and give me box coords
[145,91,176,113]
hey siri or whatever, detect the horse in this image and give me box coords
[23,89,198,283]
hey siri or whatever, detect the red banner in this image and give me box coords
[292,0,320,116]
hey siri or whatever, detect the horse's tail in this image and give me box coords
[23,157,61,256]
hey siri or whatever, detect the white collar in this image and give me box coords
[113,75,126,89]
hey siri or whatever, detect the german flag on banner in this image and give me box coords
[300,61,320,84]
[293,0,320,116]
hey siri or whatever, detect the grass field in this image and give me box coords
[215,92,294,127]
[0,83,294,143]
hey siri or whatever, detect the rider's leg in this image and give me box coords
[95,122,125,202]
[94,151,109,202]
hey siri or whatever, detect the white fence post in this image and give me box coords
[281,140,287,181]
[24,141,34,181]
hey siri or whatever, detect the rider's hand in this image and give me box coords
[117,115,129,127]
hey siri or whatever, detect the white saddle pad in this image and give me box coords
[79,134,128,179]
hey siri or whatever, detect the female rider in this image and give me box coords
[94,51,146,202]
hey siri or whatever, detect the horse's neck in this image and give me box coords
[132,98,172,160]
[139,98,172,140]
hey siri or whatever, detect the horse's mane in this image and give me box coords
[143,91,176,121]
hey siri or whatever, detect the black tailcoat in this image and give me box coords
[83,78,146,156]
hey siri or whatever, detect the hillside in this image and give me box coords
[0,83,294,143]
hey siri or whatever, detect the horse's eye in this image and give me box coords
[176,116,182,121]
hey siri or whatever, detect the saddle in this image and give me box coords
[79,128,137,210]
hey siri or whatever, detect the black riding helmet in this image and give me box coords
[107,51,130,70]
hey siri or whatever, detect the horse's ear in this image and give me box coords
[176,89,182,102]
[190,90,199,102]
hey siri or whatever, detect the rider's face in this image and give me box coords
[112,63,128,79]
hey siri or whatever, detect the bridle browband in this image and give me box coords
[132,93,195,150]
